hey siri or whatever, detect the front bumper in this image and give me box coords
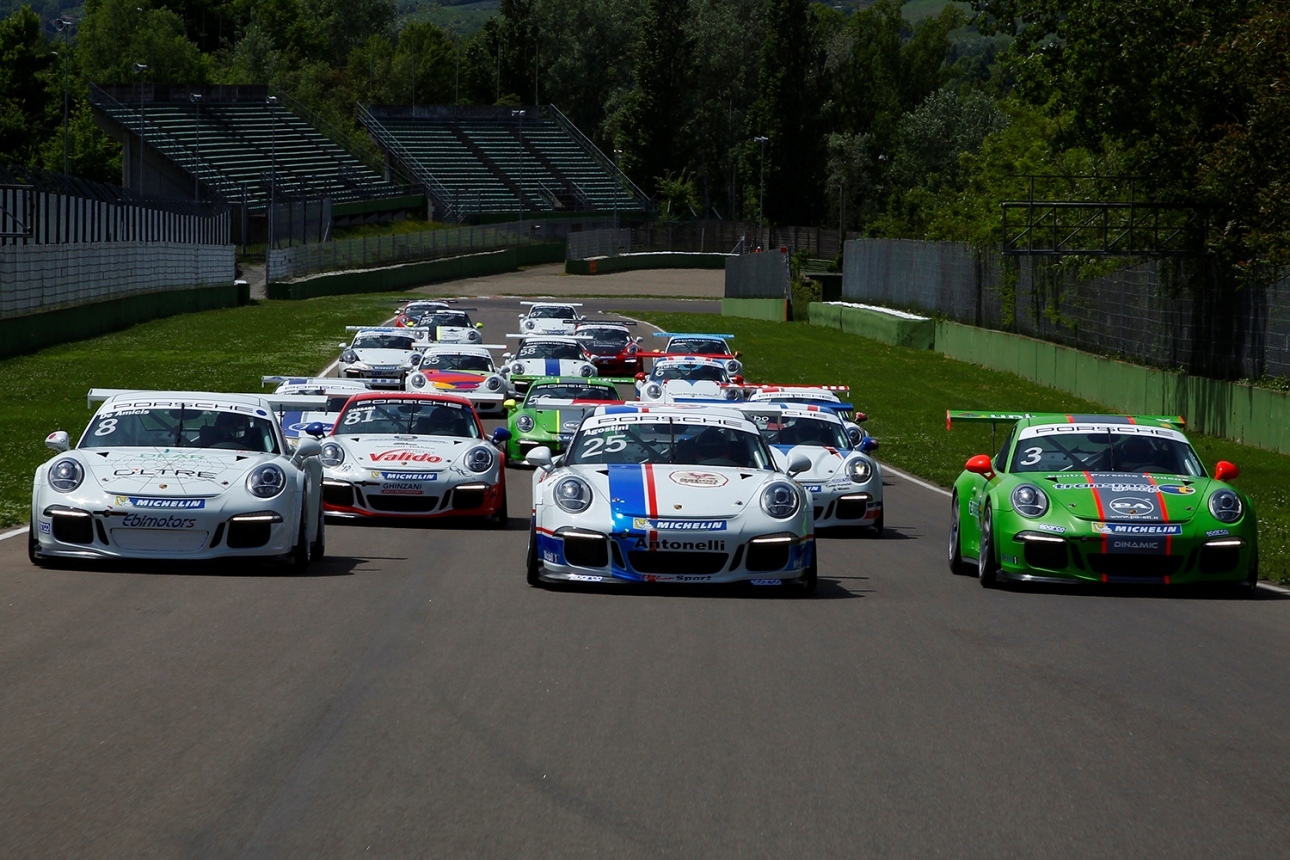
[323,477,503,519]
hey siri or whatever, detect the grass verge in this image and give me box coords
[631,312,1290,583]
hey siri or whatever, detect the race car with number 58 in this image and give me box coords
[946,411,1258,592]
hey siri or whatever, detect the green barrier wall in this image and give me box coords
[0,284,244,360]
[935,321,1290,455]
[566,252,729,275]
[808,302,935,350]
[723,298,787,321]
[268,244,565,300]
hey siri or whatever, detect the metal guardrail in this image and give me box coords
[546,104,651,210]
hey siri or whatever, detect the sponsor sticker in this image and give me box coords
[1035,523,1067,534]
[804,485,824,493]
[369,451,443,463]
[567,574,605,582]
[116,496,206,509]
[1158,485,1196,495]
[644,574,715,583]
[1108,497,1155,518]
[750,579,782,586]
[630,537,726,551]
[1206,529,1232,537]
[38,520,51,534]
[668,471,729,488]
[632,518,727,531]
[379,483,426,495]
[120,513,197,529]
[372,471,437,481]
[1094,523,1182,536]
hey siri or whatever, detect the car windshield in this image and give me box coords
[423,353,492,372]
[651,363,727,382]
[419,311,472,328]
[352,333,415,351]
[334,400,480,438]
[517,342,582,360]
[403,303,445,317]
[1010,429,1204,475]
[743,412,850,448]
[526,384,619,404]
[668,338,729,355]
[579,328,630,346]
[529,306,575,319]
[80,406,281,453]
[566,419,774,469]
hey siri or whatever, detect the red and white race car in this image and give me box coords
[573,322,643,376]
[318,392,510,525]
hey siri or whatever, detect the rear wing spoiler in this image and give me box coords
[653,332,735,339]
[945,410,1187,430]
[509,375,638,385]
[521,301,583,307]
[88,389,328,412]
[345,325,429,335]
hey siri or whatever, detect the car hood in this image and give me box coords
[77,448,278,498]
[528,403,606,437]
[1036,472,1206,523]
[350,348,416,366]
[661,380,723,400]
[515,358,585,375]
[587,463,772,525]
[773,445,849,482]
[334,435,478,470]
[421,371,485,391]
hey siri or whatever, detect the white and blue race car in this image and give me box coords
[30,390,326,570]
[524,404,817,593]
[635,355,745,404]
[502,335,599,391]
[732,403,884,535]
[338,327,427,386]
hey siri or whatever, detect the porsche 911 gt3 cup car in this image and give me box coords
[946,411,1259,592]
[262,376,376,445]
[502,336,599,391]
[744,385,857,420]
[503,376,624,462]
[524,405,816,592]
[734,403,883,534]
[338,327,427,386]
[319,392,509,525]
[30,390,325,570]
[404,344,512,416]
[394,300,453,327]
[517,302,584,335]
[635,355,745,404]
[574,322,642,375]
[413,308,484,344]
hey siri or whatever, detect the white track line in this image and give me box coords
[880,462,951,498]
[1,526,27,541]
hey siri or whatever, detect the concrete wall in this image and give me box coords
[808,302,935,350]
[565,252,729,275]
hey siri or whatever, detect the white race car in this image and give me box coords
[636,355,744,404]
[651,331,743,375]
[394,300,453,327]
[404,344,512,416]
[524,404,816,592]
[319,392,509,525]
[517,302,585,335]
[733,403,884,534]
[262,376,374,445]
[413,308,484,344]
[30,390,325,570]
[501,335,598,391]
[338,327,427,386]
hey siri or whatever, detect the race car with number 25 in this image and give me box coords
[946,411,1258,592]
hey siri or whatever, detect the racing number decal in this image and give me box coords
[581,435,627,457]
[1019,446,1043,466]
[94,418,118,436]
[343,408,374,426]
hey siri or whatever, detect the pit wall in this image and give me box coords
[268,244,564,300]
[565,252,729,275]
[810,302,1290,455]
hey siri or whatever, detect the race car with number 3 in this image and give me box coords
[30,390,325,571]
[524,405,816,593]
[319,392,510,525]
[946,411,1258,592]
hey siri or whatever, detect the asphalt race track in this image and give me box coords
[2,283,1288,858]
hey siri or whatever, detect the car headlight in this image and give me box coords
[1011,483,1049,518]
[48,458,84,492]
[722,387,742,401]
[761,481,801,519]
[465,446,494,473]
[553,476,593,513]
[726,359,741,373]
[485,375,503,391]
[409,353,422,366]
[1209,489,1243,523]
[516,414,535,433]
[846,457,872,483]
[524,319,536,330]
[409,372,427,389]
[512,362,525,374]
[579,364,594,377]
[320,442,345,467]
[340,350,358,364]
[644,383,663,400]
[247,464,287,499]
[627,344,638,354]
[468,329,481,342]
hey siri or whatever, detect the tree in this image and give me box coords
[78,0,208,84]
[0,6,55,165]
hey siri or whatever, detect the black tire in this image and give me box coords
[309,504,325,563]
[791,546,818,597]
[866,511,884,539]
[525,523,543,586]
[977,502,1000,588]
[1239,552,1259,598]
[27,522,42,567]
[290,508,311,574]
[488,484,509,530]
[948,493,972,575]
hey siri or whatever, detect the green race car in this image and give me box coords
[946,411,1258,592]
[503,377,624,463]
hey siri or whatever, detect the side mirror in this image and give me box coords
[304,421,329,439]
[854,412,868,423]
[503,399,517,412]
[634,372,646,381]
[965,454,995,479]
[337,342,348,349]
[1214,460,1240,482]
[491,427,513,446]
[526,446,554,469]
[787,451,811,476]
[502,352,512,361]
[476,322,483,328]
[45,430,70,453]
[295,438,322,461]
[860,437,879,454]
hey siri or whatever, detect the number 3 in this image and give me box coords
[1020,446,1042,466]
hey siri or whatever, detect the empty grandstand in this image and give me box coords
[359,105,650,222]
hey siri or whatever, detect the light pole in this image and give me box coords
[266,95,278,249]
[133,63,148,195]
[613,148,622,233]
[55,18,75,176]
[189,92,202,202]
[754,135,768,246]
[512,108,525,233]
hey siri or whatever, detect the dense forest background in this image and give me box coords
[2,0,1288,271]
